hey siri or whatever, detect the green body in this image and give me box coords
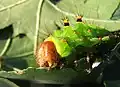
[46,22,110,57]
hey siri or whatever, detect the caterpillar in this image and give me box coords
[35,15,120,70]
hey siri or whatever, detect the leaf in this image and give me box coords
[0,78,19,87]
[50,0,120,31]
[56,0,119,19]
[104,80,120,87]
[0,67,89,84]
[0,0,120,84]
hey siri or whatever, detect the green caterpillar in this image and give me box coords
[45,16,110,58]
[35,15,118,70]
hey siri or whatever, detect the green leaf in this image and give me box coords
[0,0,120,84]
[55,0,119,19]
[104,81,120,87]
[0,67,90,84]
[0,78,19,87]
[51,0,120,31]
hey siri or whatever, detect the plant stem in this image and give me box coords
[34,0,44,55]
[0,38,11,56]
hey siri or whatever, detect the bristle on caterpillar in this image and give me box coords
[76,15,83,22]
[62,17,70,26]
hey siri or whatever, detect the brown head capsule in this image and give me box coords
[35,41,60,69]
